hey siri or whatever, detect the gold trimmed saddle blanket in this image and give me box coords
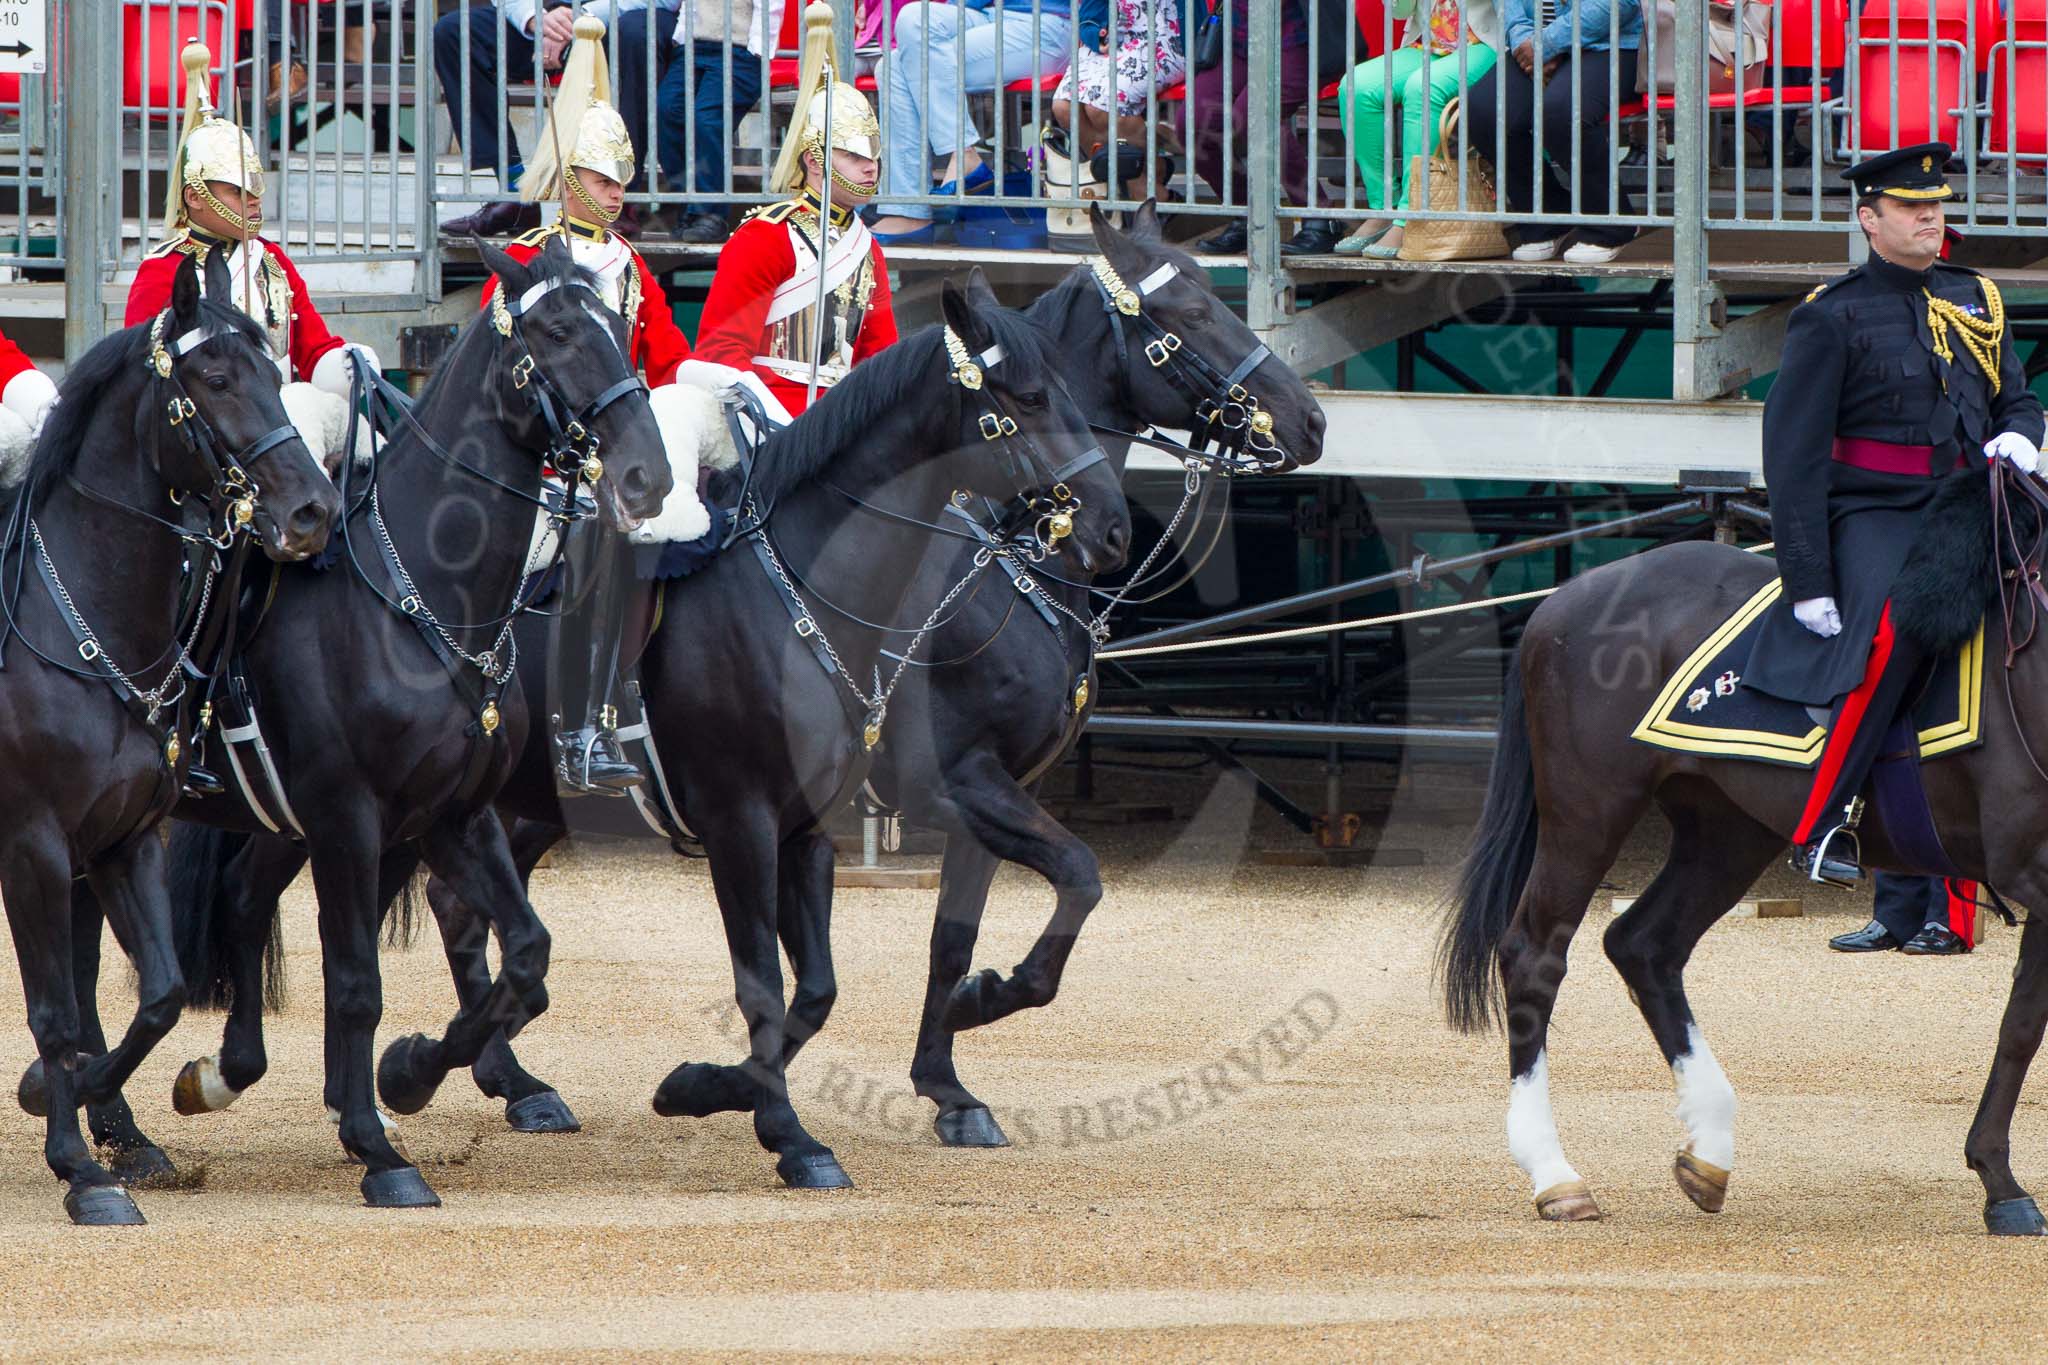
[1632,579,1984,768]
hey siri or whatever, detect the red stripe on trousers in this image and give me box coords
[1945,879,1979,949]
[1794,602,1898,845]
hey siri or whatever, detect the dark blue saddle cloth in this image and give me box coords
[1632,579,1984,769]
[633,500,733,582]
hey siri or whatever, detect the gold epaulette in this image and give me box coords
[744,199,803,227]
[147,232,201,261]
[1802,281,1828,303]
[511,223,559,249]
[1925,274,2005,395]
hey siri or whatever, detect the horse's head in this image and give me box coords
[1089,201,1326,472]
[940,268,1131,576]
[157,250,340,560]
[475,234,673,531]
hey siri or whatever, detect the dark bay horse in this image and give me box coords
[3,252,337,1224]
[425,206,1325,1152]
[427,270,1133,1188]
[74,235,671,1210]
[1441,519,2048,1236]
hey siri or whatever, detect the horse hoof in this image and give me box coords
[110,1145,179,1190]
[376,1033,441,1116]
[172,1054,242,1116]
[360,1166,442,1209]
[1534,1180,1603,1222]
[64,1182,146,1227]
[1674,1146,1729,1214]
[776,1150,854,1190]
[505,1091,581,1134]
[17,1059,47,1118]
[652,1062,749,1119]
[1985,1196,2048,1236]
[941,969,1002,1031]
[934,1105,1009,1148]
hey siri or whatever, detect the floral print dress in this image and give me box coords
[1053,0,1187,116]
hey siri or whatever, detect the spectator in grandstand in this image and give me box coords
[1182,0,1354,257]
[435,1,676,239]
[659,0,782,243]
[1334,0,1503,257]
[866,0,1079,244]
[1049,0,1189,189]
[1462,0,1642,263]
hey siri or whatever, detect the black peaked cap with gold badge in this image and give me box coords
[1840,142,1956,201]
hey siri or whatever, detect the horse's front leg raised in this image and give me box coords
[1966,911,2048,1235]
[377,809,552,1123]
[427,815,579,1133]
[936,761,1102,1035]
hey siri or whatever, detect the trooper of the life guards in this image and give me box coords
[480,15,717,796]
[685,2,897,424]
[126,42,380,466]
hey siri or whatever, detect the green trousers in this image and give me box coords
[1338,44,1500,224]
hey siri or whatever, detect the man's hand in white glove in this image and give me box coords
[1986,431,2042,475]
[1792,596,1843,638]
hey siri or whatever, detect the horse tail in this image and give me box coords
[1439,651,1540,1035]
[382,866,428,950]
[167,824,286,1014]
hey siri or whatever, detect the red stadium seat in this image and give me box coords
[1621,0,1847,117]
[126,0,234,114]
[766,0,806,88]
[1984,0,2048,161]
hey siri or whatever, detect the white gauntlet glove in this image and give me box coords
[1986,431,2042,475]
[1792,596,1843,638]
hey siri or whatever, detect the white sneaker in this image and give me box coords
[1510,238,1563,262]
[1562,240,1624,265]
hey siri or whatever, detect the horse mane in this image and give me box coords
[26,299,267,507]
[745,305,1063,508]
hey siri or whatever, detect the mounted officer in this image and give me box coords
[685,2,897,423]
[479,15,712,796]
[127,43,380,422]
[1744,143,2046,886]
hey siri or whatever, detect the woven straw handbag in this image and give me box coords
[1396,99,1511,262]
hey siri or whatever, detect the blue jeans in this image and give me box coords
[875,2,1073,221]
[657,41,765,200]
[433,4,671,192]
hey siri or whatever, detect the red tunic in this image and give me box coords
[480,225,692,387]
[125,233,344,383]
[0,328,34,395]
[694,205,897,418]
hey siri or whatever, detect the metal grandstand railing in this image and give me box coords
[49,1,2048,359]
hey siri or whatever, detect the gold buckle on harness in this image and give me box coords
[512,354,536,390]
[1145,334,1182,368]
[979,412,1017,441]
[167,395,196,426]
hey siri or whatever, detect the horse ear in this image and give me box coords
[201,244,234,307]
[475,236,531,299]
[939,274,992,351]
[962,265,1001,317]
[1128,198,1164,244]
[170,253,202,329]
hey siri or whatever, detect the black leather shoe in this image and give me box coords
[674,210,730,245]
[1281,218,1346,256]
[180,763,226,799]
[556,727,643,796]
[1901,924,1971,955]
[1828,920,1902,953]
[440,201,542,238]
[1196,220,1247,255]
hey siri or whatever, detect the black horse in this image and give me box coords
[3,251,338,1225]
[1441,481,2048,1236]
[417,210,1325,1157]
[74,234,671,1210]
[407,269,1130,1188]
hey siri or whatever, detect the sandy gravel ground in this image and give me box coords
[0,762,2045,1361]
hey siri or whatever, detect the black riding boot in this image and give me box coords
[554,533,643,797]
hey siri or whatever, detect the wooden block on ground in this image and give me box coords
[835,866,942,890]
[1611,895,1801,919]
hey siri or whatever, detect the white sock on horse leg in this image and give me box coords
[1507,1050,1582,1196]
[1671,1023,1736,1170]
